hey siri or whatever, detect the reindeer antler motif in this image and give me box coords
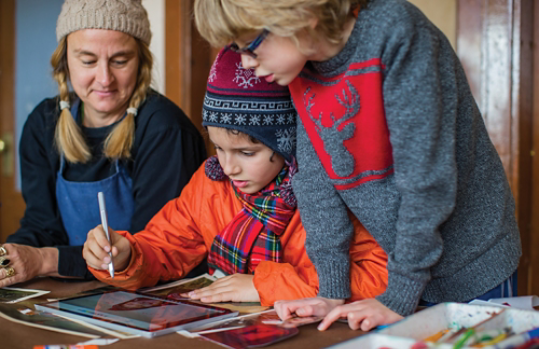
[304,88,322,131]
[334,81,360,128]
[302,81,360,177]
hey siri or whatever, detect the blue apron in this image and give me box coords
[55,101,135,246]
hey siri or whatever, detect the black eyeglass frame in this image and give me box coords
[229,29,269,58]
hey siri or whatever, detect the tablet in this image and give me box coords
[35,290,238,338]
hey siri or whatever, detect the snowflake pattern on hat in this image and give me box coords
[276,128,296,153]
[202,48,297,161]
[208,51,223,83]
[233,62,261,88]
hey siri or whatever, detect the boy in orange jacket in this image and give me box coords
[83,49,388,306]
[193,0,521,331]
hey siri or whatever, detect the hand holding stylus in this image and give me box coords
[97,192,115,278]
[83,223,132,274]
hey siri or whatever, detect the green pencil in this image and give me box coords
[453,328,475,349]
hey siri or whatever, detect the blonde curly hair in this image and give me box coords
[194,0,367,48]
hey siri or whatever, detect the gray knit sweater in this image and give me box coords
[289,0,521,316]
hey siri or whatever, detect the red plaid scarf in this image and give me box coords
[205,156,297,275]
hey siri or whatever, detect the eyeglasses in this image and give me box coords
[229,29,269,58]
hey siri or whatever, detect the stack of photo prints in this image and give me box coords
[1,274,323,348]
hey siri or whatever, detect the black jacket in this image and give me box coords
[8,91,207,279]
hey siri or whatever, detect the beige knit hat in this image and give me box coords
[56,0,151,45]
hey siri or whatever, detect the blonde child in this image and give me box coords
[82,49,388,306]
[193,0,521,330]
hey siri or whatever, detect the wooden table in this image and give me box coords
[1,278,366,349]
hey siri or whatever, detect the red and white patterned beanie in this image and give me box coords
[202,48,297,163]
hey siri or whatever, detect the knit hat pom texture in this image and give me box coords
[56,0,151,44]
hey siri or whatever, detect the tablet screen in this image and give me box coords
[40,291,231,332]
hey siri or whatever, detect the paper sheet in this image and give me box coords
[469,296,539,310]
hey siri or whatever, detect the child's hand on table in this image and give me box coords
[274,297,345,320]
[318,298,403,331]
[83,225,131,273]
[182,274,260,303]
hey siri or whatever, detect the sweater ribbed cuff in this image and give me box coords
[375,272,426,316]
[316,259,351,299]
[57,245,95,279]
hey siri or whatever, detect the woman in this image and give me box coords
[0,0,206,286]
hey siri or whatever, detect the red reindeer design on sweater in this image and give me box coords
[290,59,394,190]
[304,80,359,177]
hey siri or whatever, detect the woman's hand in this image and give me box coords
[318,298,404,331]
[274,297,345,320]
[0,243,58,287]
[83,225,131,273]
[182,274,260,303]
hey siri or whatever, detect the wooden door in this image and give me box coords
[165,0,219,156]
[530,1,539,297]
[0,0,26,243]
[457,0,534,295]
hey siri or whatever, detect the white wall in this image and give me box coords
[142,0,166,94]
[408,0,457,49]
[15,0,64,188]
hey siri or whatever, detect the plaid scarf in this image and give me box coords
[206,156,297,275]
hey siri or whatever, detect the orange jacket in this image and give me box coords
[89,163,388,306]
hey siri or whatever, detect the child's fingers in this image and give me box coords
[108,227,119,243]
[110,239,126,258]
[189,287,233,303]
[181,280,219,298]
[183,274,257,302]
[187,274,239,297]
[91,225,113,253]
[357,311,387,331]
[83,254,101,269]
[295,305,317,317]
[83,241,106,270]
[274,299,317,320]
[359,310,401,332]
[320,299,399,332]
[186,283,226,299]
[348,310,371,331]
[278,297,343,321]
[85,226,121,268]
[318,305,350,331]
[343,299,403,332]
[358,315,378,331]
[200,291,233,303]
[274,301,296,320]
[297,298,341,318]
[318,302,371,331]
[85,228,110,264]
[185,289,206,300]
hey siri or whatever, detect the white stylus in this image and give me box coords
[98,192,115,279]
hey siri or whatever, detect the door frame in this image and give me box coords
[165,0,219,156]
[457,0,534,296]
[0,0,26,242]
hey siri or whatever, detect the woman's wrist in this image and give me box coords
[38,247,60,276]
